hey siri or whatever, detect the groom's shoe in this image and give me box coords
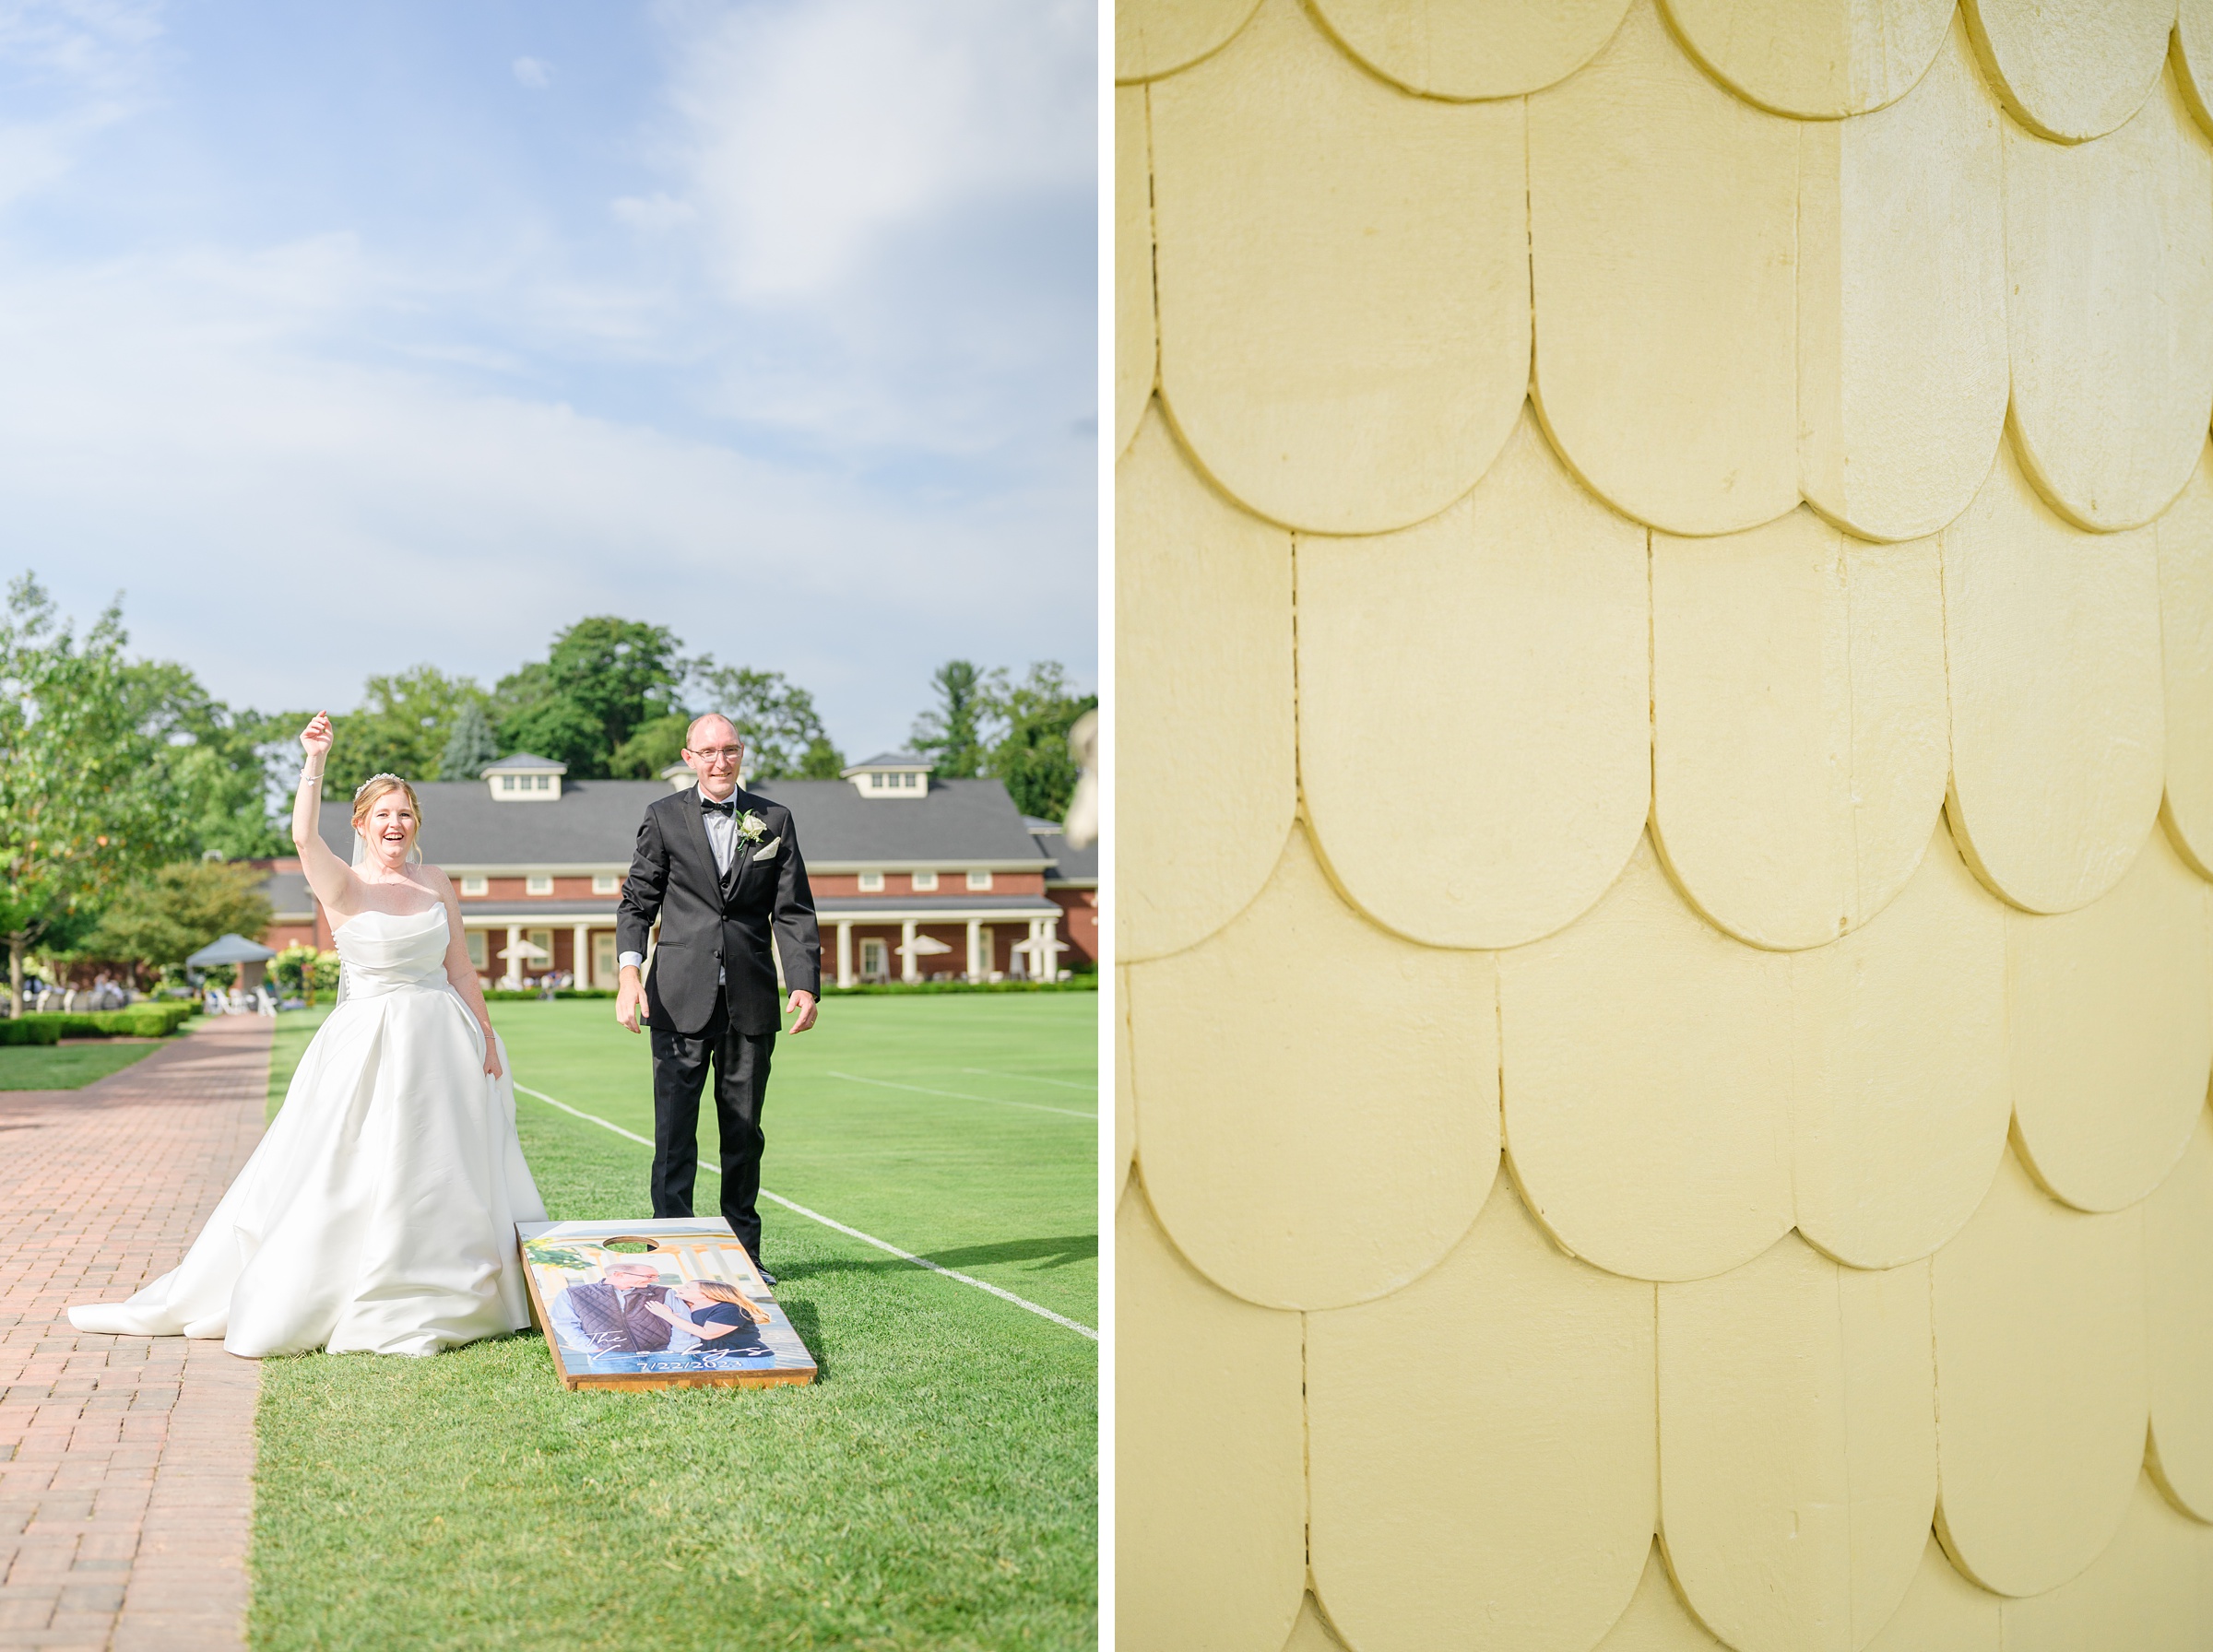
[750,1257,777,1287]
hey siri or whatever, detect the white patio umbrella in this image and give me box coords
[495,938,551,989]
[896,935,953,960]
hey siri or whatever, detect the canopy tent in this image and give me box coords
[185,934,277,967]
[188,932,278,1002]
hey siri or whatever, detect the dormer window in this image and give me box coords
[912,870,938,891]
[842,751,935,799]
[484,754,567,802]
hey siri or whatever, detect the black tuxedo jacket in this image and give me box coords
[615,785,822,1037]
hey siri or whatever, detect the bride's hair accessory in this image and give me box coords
[350,774,425,867]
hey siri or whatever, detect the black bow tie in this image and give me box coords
[701,796,737,817]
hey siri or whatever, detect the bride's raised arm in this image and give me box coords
[292,714,357,918]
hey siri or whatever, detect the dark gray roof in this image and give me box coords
[846,751,929,770]
[749,778,1047,867]
[307,776,1047,869]
[1031,824,1097,885]
[258,869,314,921]
[314,780,670,867]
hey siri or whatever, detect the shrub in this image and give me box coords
[271,945,341,1005]
[0,1019,60,1045]
[9,1004,195,1040]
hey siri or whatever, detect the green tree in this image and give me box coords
[910,660,995,778]
[78,860,273,977]
[608,712,690,781]
[494,619,688,778]
[0,578,183,1015]
[123,661,289,860]
[319,666,485,797]
[985,662,1097,819]
[684,663,846,782]
[794,735,846,780]
[438,700,501,781]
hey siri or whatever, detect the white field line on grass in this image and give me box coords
[960,1067,1095,1093]
[513,1083,1098,1341]
[828,1070,1095,1120]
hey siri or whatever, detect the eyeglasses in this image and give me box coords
[688,747,744,766]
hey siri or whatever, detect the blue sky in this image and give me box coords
[0,0,1096,758]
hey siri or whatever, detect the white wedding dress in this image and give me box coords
[69,906,548,1357]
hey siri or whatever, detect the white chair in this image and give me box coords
[204,989,227,1016]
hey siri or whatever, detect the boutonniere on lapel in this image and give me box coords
[735,810,768,846]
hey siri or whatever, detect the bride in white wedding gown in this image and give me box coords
[69,714,547,1357]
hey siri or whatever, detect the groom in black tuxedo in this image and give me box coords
[614,713,821,1280]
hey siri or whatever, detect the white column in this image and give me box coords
[1041,915,1063,979]
[504,924,522,990]
[1023,918,1041,979]
[836,922,854,989]
[572,923,591,989]
[965,918,982,980]
[901,919,919,984]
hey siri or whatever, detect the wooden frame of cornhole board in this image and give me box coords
[517,1217,818,1391]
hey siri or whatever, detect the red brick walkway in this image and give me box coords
[0,1017,270,1651]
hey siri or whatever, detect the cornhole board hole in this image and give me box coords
[517,1218,818,1391]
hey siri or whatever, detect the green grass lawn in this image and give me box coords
[0,1040,164,1091]
[251,995,1097,1651]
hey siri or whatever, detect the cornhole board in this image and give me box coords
[516,1218,818,1391]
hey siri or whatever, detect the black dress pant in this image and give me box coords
[649,988,775,1259]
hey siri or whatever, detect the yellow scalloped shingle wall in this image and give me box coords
[1116,0,2213,1646]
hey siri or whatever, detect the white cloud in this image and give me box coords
[660,0,1092,301]
[0,0,162,206]
[610,191,696,232]
[0,3,1095,753]
[0,241,1090,749]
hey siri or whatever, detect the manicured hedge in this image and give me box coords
[6,1003,198,1040]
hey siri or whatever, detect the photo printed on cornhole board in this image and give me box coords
[518,1218,818,1390]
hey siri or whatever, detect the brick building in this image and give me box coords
[259,751,1091,987]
